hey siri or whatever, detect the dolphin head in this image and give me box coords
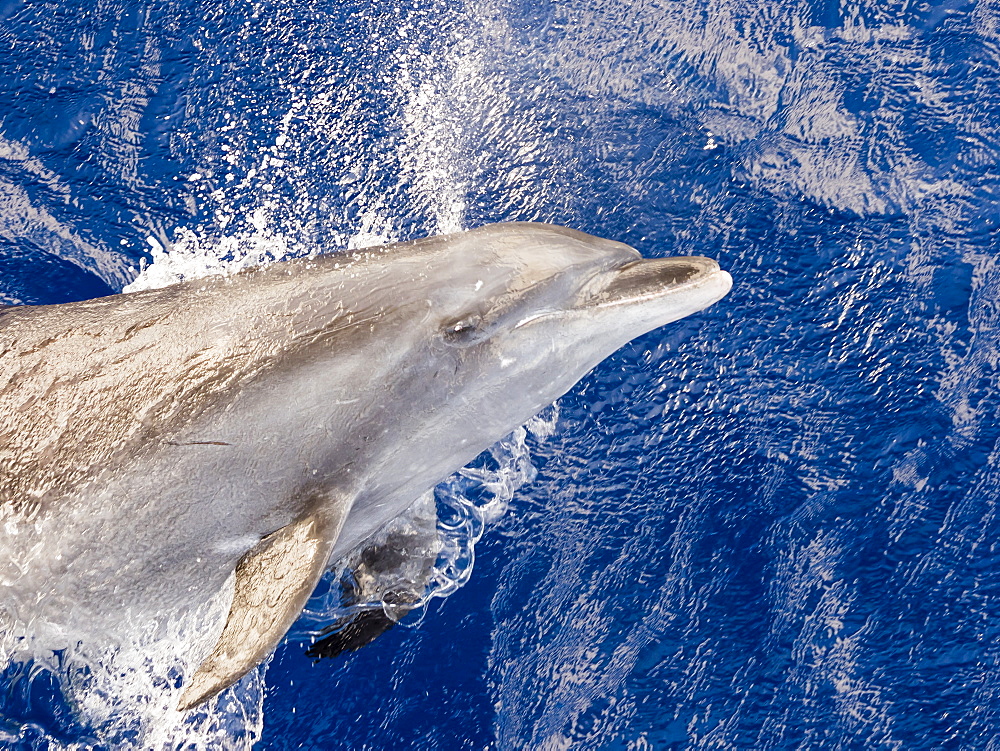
[273,221,733,559]
[403,223,732,421]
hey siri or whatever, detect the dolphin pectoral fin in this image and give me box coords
[306,608,399,661]
[177,513,336,711]
[306,492,440,662]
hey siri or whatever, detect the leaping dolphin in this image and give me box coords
[0,222,732,710]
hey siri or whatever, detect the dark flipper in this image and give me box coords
[307,494,440,662]
[306,609,398,661]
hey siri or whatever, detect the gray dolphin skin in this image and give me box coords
[0,222,732,710]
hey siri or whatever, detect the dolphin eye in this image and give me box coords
[442,315,485,346]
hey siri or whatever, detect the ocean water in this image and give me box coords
[1,0,998,748]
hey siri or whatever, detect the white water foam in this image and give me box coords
[0,568,264,749]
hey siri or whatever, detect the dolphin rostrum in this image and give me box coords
[0,222,732,710]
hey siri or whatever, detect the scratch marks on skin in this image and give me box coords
[165,441,233,446]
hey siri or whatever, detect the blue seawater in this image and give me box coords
[1,0,999,747]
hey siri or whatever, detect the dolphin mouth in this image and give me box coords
[515,255,732,332]
[592,256,730,308]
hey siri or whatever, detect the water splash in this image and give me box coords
[0,579,264,750]
[430,408,559,600]
[295,405,559,640]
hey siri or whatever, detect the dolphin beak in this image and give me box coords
[593,256,733,310]
[515,255,732,334]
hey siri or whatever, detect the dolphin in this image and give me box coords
[0,222,732,710]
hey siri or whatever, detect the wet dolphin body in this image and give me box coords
[0,222,732,710]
